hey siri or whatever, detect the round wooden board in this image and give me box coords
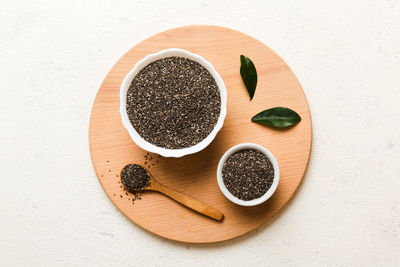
[89,26,312,243]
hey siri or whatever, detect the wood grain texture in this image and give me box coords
[89,26,312,243]
[145,171,224,221]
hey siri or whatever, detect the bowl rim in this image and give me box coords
[217,143,280,206]
[120,48,227,158]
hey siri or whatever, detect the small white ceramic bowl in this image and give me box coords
[120,48,227,158]
[217,143,280,206]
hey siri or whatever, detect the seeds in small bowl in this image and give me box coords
[217,143,280,206]
[222,149,274,201]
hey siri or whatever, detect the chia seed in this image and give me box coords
[120,164,151,204]
[222,149,274,201]
[121,164,150,191]
[126,56,221,149]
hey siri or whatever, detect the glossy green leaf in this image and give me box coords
[240,55,257,100]
[251,107,301,128]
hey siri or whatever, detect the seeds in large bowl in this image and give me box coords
[126,56,221,149]
[222,149,274,201]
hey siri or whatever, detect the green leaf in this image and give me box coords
[240,55,257,100]
[251,107,301,128]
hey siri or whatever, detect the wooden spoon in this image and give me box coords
[120,164,224,221]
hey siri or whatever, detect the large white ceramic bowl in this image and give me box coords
[217,143,280,206]
[120,48,227,158]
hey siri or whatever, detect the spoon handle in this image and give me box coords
[154,183,224,221]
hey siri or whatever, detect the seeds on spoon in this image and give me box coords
[121,164,151,193]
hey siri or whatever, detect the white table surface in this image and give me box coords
[1,1,399,266]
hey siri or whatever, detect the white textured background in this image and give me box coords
[1,0,399,266]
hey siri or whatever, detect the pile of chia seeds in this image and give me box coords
[126,56,221,149]
[121,164,150,193]
[222,149,274,201]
